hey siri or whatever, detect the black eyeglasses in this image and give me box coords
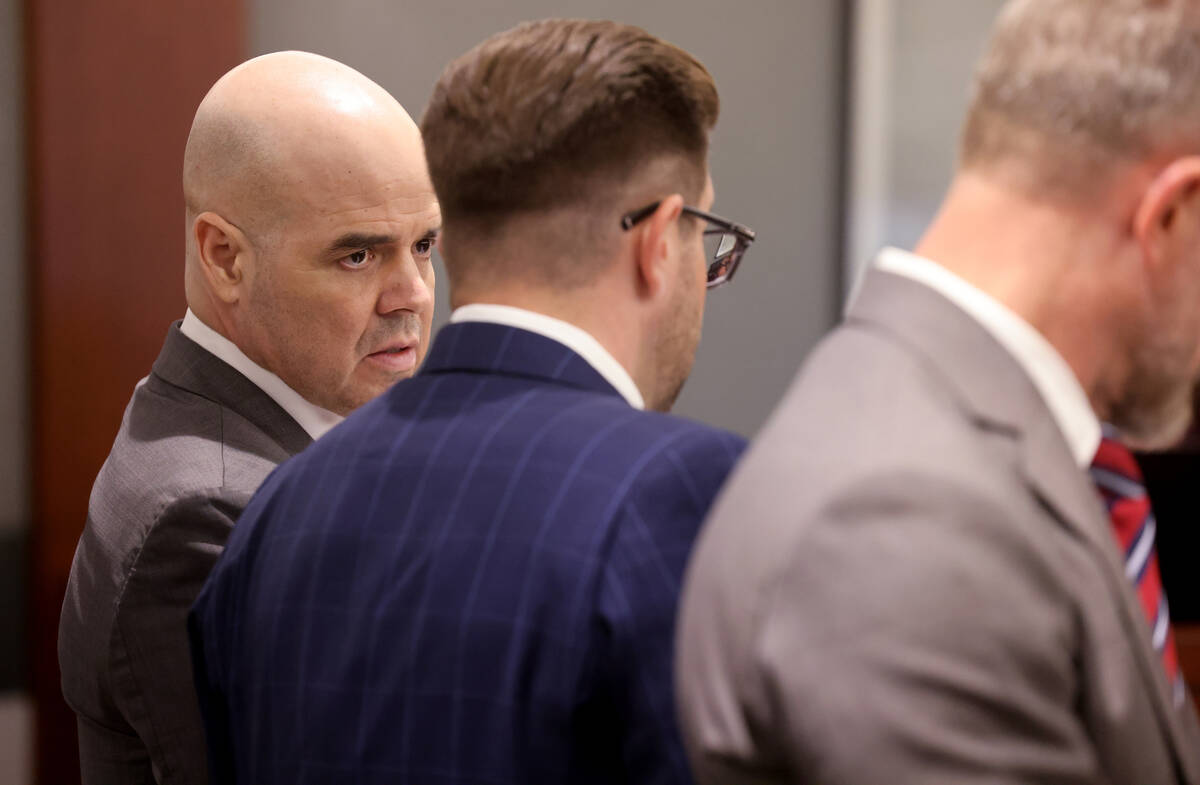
[620,202,757,289]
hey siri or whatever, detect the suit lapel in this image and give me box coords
[420,321,626,401]
[1021,410,1200,783]
[151,323,312,457]
[851,269,1200,780]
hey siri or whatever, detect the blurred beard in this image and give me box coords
[648,261,704,413]
[1110,322,1199,452]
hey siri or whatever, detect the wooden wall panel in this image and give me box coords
[25,2,243,782]
[1180,626,1200,705]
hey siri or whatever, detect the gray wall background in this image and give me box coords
[846,0,1005,289]
[886,0,1005,247]
[251,0,846,438]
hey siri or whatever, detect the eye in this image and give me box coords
[339,248,373,270]
[414,237,436,258]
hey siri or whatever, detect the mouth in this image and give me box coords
[364,341,418,374]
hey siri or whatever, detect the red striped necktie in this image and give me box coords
[1090,434,1186,706]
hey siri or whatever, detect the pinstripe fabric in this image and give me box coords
[190,321,747,784]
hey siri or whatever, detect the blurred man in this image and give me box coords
[58,51,438,785]
[678,1,1200,783]
[190,19,753,784]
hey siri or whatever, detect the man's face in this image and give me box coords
[650,175,714,412]
[242,168,440,415]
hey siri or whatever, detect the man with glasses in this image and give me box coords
[190,18,754,784]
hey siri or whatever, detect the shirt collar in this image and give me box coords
[449,304,645,409]
[875,247,1100,468]
[179,309,343,440]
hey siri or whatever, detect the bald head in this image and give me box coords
[184,51,421,246]
[181,51,440,415]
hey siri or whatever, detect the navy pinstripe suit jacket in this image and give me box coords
[189,321,747,784]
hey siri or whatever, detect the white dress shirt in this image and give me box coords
[449,303,645,409]
[876,247,1100,468]
[179,309,343,440]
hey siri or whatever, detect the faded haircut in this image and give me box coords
[421,19,719,288]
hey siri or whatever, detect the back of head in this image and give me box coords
[954,0,1200,451]
[961,0,1200,201]
[421,19,719,292]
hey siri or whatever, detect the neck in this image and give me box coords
[913,172,1134,420]
[454,283,647,397]
[186,298,240,348]
[184,262,241,346]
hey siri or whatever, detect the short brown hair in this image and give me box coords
[961,0,1200,198]
[421,19,719,286]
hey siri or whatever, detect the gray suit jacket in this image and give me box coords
[59,323,311,785]
[677,269,1200,785]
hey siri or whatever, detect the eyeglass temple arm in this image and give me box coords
[621,202,757,244]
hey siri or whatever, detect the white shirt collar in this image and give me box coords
[449,304,645,409]
[875,247,1100,468]
[179,309,343,440]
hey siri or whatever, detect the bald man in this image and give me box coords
[58,51,439,785]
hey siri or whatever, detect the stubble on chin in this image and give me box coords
[1108,340,1199,451]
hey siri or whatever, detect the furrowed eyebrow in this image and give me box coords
[325,233,397,255]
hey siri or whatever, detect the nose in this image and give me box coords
[377,250,434,317]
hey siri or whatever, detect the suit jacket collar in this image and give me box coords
[420,321,626,402]
[848,268,1055,436]
[848,270,1106,566]
[151,322,312,457]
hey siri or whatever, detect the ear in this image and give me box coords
[193,211,254,304]
[1132,156,1200,272]
[632,194,685,300]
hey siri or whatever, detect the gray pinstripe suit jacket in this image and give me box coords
[677,269,1200,785]
[59,323,311,785]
